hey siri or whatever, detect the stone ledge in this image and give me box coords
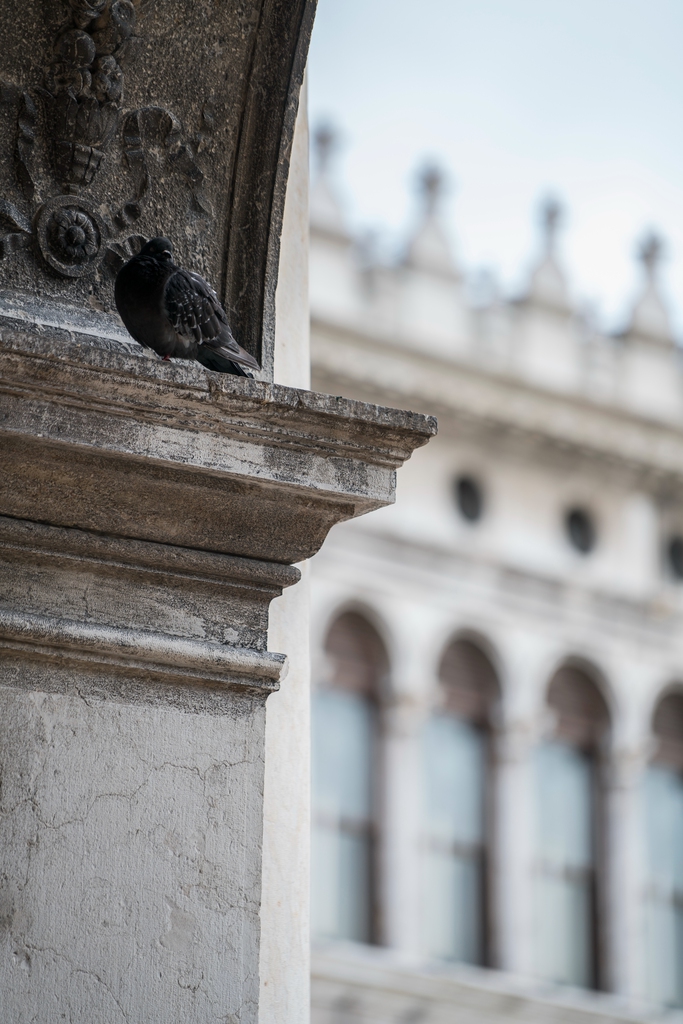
[0,327,437,562]
[0,324,436,468]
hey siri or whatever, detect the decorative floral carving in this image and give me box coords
[36,196,105,277]
[104,232,148,274]
[68,0,108,30]
[41,1,135,191]
[15,91,36,201]
[0,0,207,280]
[0,199,31,259]
[92,55,123,103]
[90,0,135,56]
[51,208,98,262]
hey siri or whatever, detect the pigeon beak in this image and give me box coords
[163,250,172,256]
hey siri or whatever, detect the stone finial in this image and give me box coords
[525,194,570,311]
[313,121,336,176]
[418,163,444,217]
[625,229,673,343]
[541,196,562,256]
[638,230,664,281]
[309,120,348,238]
[405,161,456,275]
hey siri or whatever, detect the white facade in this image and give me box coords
[308,133,683,1022]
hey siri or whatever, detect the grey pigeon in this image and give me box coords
[114,237,260,376]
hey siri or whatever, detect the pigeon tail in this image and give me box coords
[195,347,255,377]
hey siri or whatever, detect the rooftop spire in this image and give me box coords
[541,196,562,256]
[525,194,570,311]
[313,122,336,176]
[419,163,444,217]
[625,229,674,344]
[405,162,457,275]
[309,120,349,239]
[638,231,664,282]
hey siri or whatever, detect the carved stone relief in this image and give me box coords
[0,0,208,283]
[0,0,316,376]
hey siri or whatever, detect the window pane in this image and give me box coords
[421,713,486,964]
[536,742,593,869]
[534,740,594,987]
[313,689,374,820]
[643,765,683,1006]
[311,822,340,939]
[312,688,375,942]
[337,830,373,942]
[424,714,484,844]
[423,848,482,963]
[534,873,593,987]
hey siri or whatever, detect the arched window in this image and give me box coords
[643,690,683,1007]
[421,638,499,965]
[534,665,609,988]
[311,611,388,943]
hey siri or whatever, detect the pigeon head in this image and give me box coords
[141,237,174,261]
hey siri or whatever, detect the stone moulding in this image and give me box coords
[0,513,298,707]
[0,610,286,692]
[0,327,438,562]
[0,331,436,708]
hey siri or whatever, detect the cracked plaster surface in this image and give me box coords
[0,686,265,1023]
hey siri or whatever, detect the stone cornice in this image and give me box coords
[312,317,683,486]
[0,327,436,562]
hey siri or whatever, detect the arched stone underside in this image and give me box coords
[438,638,500,724]
[547,665,611,749]
[0,0,317,378]
[324,611,389,698]
[652,689,683,770]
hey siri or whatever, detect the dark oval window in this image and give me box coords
[566,508,596,554]
[668,536,683,580]
[455,475,484,522]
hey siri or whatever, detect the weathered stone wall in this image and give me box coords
[0,7,437,1021]
[0,0,316,376]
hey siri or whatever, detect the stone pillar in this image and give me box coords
[494,721,536,976]
[0,5,437,1020]
[605,744,648,1000]
[258,81,312,1024]
[379,696,424,955]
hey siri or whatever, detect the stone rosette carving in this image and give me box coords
[36,195,105,277]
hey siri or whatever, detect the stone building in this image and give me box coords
[308,129,683,1022]
[0,6,438,1021]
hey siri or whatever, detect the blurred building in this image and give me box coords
[308,127,683,1023]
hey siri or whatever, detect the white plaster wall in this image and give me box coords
[259,79,311,1024]
[0,687,265,1024]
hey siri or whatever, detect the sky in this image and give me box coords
[307,0,683,333]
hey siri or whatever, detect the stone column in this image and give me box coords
[379,695,424,956]
[0,5,437,1020]
[604,744,648,1000]
[494,720,537,976]
[258,81,313,1024]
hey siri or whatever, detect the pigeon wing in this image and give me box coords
[163,268,260,369]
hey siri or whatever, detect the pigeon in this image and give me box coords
[114,237,260,376]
